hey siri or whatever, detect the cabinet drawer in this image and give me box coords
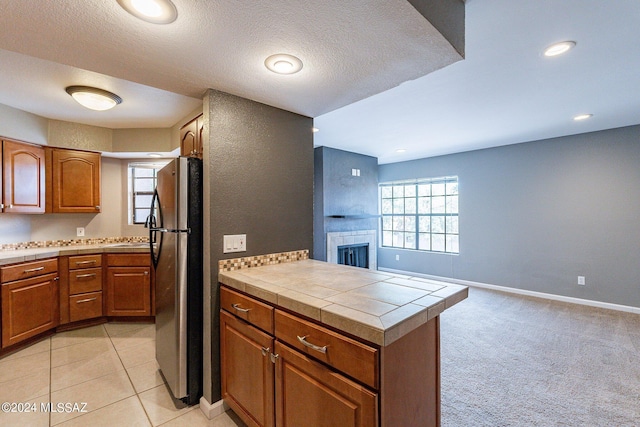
[221,286,274,334]
[275,310,379,389]
[69,254,102,270]
[107,254,150,267]
[69,267,103,294]
[69,291,103,322]
[1,258,58,283]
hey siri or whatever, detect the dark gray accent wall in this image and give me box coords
[205,90,314,401]
[378,125,640,308]
[407,0,465,57]
[314,147,378,261]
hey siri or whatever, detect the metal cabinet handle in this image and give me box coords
[23,266,45,273]
[76,273,97,279]
[297,335,328,354]
[261,347,270,357]
[232,303,250,313]
[95,206,101,210]
[270,353,279,364]
[76,297,97,304]
[75,260,96,265]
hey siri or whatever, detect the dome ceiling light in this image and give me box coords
[65,86,123,111]
[117,0,178,24]
[543,41,576,57]
[264,54,303,75]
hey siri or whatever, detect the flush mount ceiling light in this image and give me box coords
[264,54,303,75]
[543,41,576,57]
[65,86,123,111]
[396,149,407,153]
[573,113,593,121]
[117,0,177,24]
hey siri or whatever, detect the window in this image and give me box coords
[128,162,168,224]
[380,176,459,254]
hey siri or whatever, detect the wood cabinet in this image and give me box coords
[179,114,204,158]
[1,259,59,348]
[66,254,103,323]
[45,147,101,213]
[1,138,45,214]
[220,286,378,427]
[105,254,152,316]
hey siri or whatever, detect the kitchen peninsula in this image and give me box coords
[219,256,468,427]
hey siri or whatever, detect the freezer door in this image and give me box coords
[154,158,189,400]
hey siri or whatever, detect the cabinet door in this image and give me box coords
[275,341,378,427]
[1,273,59,348]
[221,310,275,427]
[106,267,151,316]
[46,148,101,213]
[2,139,45,213]
[180,114,203,158]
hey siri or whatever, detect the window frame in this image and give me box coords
[379,176,459,254]
[128,161,168,225]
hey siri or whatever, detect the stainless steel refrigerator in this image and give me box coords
[147,156,203,405]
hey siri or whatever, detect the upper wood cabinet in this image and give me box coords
[180,114,204,159]
[45,147,101,213]
[1,139,46,214]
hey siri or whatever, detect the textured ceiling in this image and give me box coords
[1,1,639,164]
[0,0,461,129]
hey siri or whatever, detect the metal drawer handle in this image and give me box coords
[75,260,96,265]
[261,347,270,357]
[297,335,328,354]
[76,297,97,304]
[23,266,45,273]
[76,273,97,279]
[232,303,250,313]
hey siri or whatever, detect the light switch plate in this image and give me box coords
[223,234,247,253]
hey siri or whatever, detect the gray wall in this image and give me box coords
[378,125,640,308]
[203,90,314,402]
[313,147,378,261]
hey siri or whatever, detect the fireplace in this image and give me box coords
[337,243,369,268]
[326,230,377,270]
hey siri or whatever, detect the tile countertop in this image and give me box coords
[0,243,151,265]
[218,259,468,347]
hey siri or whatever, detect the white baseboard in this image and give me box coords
[378,267,640,315]
[199,397,229,420]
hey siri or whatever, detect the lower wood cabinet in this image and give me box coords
[220,286,378,427]
[106,254,151,316]
[1,259,59,348]
[221,309,275,427]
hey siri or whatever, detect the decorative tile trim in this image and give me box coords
[218,249,309,272]
[0,236,149,252]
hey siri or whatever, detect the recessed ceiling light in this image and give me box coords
[264,54,303,75]
[117,0,177,24]
[65,86,122,111]
[396,149,407,153]
[312,127,319,133]
[573,113,593,121]
[543,41,576,57]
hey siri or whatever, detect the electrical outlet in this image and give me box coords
[76,227,85,237]
[223,234,247,253]
[395,254,400,261]
[578,276,585,286]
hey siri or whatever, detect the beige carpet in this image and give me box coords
[440,287,640,426]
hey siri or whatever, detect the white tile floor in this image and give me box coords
[0,323,245,427]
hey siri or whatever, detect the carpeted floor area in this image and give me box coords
[440,287,640,426]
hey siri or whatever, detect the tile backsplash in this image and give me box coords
[218,249,309,272]
[0,236,148,252]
